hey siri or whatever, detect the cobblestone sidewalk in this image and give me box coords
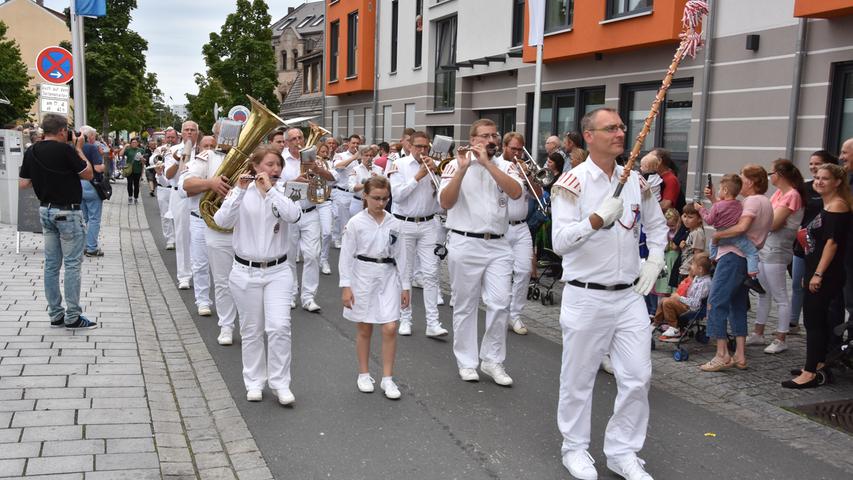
[0,185,272,479]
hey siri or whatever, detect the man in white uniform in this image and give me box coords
[551,108,666,480]
[438,119,522,386]
[332,135,362,248]
[164,121,199,290]
[179,135,213,316]
[388,131,448,337]
[154,128,177,250]
[181,127,238,345]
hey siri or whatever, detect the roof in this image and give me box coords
[271,1,325,36]
[280,69,323,119]
[0,0,67,21]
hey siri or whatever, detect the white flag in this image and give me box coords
[527,0,546,47]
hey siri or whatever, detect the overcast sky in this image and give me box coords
[43,0,306,105]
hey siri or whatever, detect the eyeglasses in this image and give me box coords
[368,195,390,202]
[587,124,627,134]
[768,171,778,177]
[475,133,501,140]
[412,144,430,149]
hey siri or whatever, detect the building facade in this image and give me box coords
[272,1,325,120]
[324,0,853,196]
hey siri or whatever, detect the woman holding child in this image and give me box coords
[700,165,774,372]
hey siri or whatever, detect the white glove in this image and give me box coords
[635,252,665,295]
[593,197,624,228]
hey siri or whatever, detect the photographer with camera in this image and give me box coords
[18,113,97,330]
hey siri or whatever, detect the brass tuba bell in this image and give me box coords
[299,122,332,204]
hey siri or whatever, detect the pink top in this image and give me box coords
[699,199,742,229]
[771,188,802,212]
[716,194,774,260]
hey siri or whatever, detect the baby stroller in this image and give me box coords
[528,248,562,306]
[812,321,853,385]
[652,299,710,361]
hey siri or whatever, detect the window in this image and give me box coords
[364,107,374,143]
[827,61,853,154]
[430,126,454,142]
[391,0,399,73]
[434,15,457,111]
[347,11,359,77]
[479,109,517,139]
[545,0,573,33]
[511,0,525,47]
[347,109,355,137]
[278,17,296,31]
[414,0,423,68]
[382,105,393,141]
[311,15,325,27]
[281,51,288,71]
[329,21,339,81]
[606,0,653,20]
[332,110,340,137]
[405,103,416,130]
[621,79,693,184]
[298,16,315,28]
[311,63,320,92]
[525,87,605,161]
[292,49,298,70]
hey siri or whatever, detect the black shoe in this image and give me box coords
[65,316,98,330]
[790,368,803,376]
[743,277,766,294]
[149,191,155,197]
[84,249,104,257]
[781,376,820,389]
[50,315,65,328]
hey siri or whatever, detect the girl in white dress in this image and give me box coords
[213,145,302,405]
[347,145,383,217]
[339,176,411,399]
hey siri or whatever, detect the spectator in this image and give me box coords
[746,159,804,354]
[655,252,713,340]
[562,131,587,172]
[678,204,706,280]
[144,139,158,196]
[655,148,683,212]
[640,153,663,203]
[700,164,773,372]
[18,113,97,329]
[545,151,564,178]
[544,135,565,164]
[840,138,853,341]
[120,138,145,204]
[374,141,390,171]
[783,164,852,388]
[80,126,105,257]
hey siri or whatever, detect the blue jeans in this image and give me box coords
[80,181,103,252]
[40,207,85,324]
[710,234,759,274]
[790,255,805,326]
[707,253,748,339]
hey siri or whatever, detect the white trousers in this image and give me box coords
[400,218,440,328]
[287,209,321,304]
[446,233,513,369]
[755,261,791,334]
[557,284,651,459]
[157,186,175,244]
[349,196,364,217]
[507,223,533,322]
[205,229,236,329]
[331,188,352,243]
[229,262,294,391]
[317,201,333,263]
[169,189,191,283]
[189,215,211,307]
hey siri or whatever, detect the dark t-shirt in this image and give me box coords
[803,210,851,289]
[82,143,104,182]
[20,140,88,204]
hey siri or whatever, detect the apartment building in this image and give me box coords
[324,0,853,195]
[272,1,325,119]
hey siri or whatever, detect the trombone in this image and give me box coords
[515,146,549,215]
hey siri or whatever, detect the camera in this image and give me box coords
[67,129,81,142]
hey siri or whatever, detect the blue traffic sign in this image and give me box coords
[36,47,73,85]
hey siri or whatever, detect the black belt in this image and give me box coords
[567,279,637,291]
[356,255,396,265]
[509,219,526,226]
[334,186,349,192]
[394,213,435,223]
[302,206,316,213]
[235,254,287,268]
[190,211,202,218]
[450,229,503,240]
[40,202,80,210]
[172,186,178,190]
[353,196,362,201]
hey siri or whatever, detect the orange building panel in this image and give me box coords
[794,0,853,18]
[326,0,376,95]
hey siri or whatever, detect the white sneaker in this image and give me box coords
[745,332,766,346]
[607,454,653,480]
[437,295,445,306]
[380,378,401,399]
[458,368,479,382]
[509,318,528,335]
[321,260,331,275]
[764,338,788,354]
[303,300,321,312]
[600,354,614,375]
[562,449,598,480]
[398,322,412,336]
[357,374,375,393]
[217,327,233,346]
[659,326,680,338]
[480,361,513,386]
[333,240,342,249]
[165,243,175,250]
[198,305,212,316]
[412,279,423,289]
[275,388,295,406]
[425,325,448,337]
[246,390,262,402]
[291,299,296,309]
[296,254,302,263]
[178,281,190,290]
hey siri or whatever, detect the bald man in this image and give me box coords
[545,135,567,162]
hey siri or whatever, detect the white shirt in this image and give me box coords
[282,149,312,209]
[389,155,440,218]
[338,210,409,289]
[438,155,522,235]
[551,158,668,285]
[348,163,383,197]
[179,149,226,212]
[164,144,194,188]
[213,182,301,262]
[333,150,358,188]
[503,155,531,222]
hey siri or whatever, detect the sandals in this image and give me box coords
[699,357,733,372]
[728,358,748,370]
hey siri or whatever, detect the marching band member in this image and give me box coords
[282,127,334,312]
[347,144,382,217]
[154,128,177,250]
[164,121,199,290]
[551,108,666,480]
[438,119,522,386]
[332,135,362,248]
[501,132,541,336]
[388,130,448,337]
[214,145,302,405]
[268,129,286,154]
[339,176,410,399]
[315,142,338,275]
[180,135,213,317]
[181,125,239,345]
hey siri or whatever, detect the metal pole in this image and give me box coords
[322,0,328,129]
[786,18,807,161]
[530,43,543,164]
[372,0,380,143]
[692,0,716,200]
[76,16,87,123]
[70,0,86,127]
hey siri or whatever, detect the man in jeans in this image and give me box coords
[80,125,105,257]
[18,114,97,330]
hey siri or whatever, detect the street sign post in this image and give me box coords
[40,98,69,114]
[36,47,74,85]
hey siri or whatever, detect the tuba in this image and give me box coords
[299,122,332,204]
[199,96,287,233]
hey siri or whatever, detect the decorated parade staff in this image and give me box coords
[213,145,302,405]
[438,119,523,386]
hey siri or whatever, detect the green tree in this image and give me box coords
[186,73,229,132]
[202,0,278,110]
[0,21,37,126]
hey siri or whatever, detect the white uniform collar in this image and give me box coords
[585,156,619,181]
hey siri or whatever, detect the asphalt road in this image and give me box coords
[143,192,848,479]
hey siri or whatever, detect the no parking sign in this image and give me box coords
[36,47,74,85]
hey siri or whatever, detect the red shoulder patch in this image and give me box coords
[552,172,580,196]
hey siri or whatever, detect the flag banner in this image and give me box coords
[527,0,545,46]
[75,0,106,17]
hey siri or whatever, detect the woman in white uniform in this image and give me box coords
[347,145,383,217]
[213,145,302,405]
[339,176,411,400]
